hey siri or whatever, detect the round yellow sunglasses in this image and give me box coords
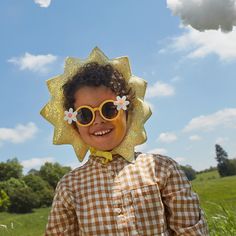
[75,99,121,127]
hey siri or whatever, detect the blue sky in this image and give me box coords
[0,0,236,172]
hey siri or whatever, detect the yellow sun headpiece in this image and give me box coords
[40,47,152,162]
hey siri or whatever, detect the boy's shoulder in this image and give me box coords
[136,152,179,169]
[135,152,184,180]
[136,152,188,188]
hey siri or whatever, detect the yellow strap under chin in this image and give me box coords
[89,147,113,164]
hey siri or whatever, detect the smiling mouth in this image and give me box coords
[93,129,112,136]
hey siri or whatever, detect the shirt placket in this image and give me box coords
[108,164,139,236]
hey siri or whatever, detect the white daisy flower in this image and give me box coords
[114,96,130,110]
[64,108,77,124]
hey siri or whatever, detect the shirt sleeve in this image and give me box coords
[160,159,209,235]
[45,182,79,236]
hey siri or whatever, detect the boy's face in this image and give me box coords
[74,85,127,151]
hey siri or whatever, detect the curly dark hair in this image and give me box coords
[62,62,135,112]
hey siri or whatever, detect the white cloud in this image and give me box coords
[167,0,236,32]
[147,148,168,155]
[146,81,175,98]
[189,135,202,141]
[8,52,57,73]
[184,108,236,132]
[0,122,38,144]
[158,132,177,143]
[21,157,55,170]
[34,0,52,8]
[171,26,236,61]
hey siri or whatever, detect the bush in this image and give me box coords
[23,174,54,207]
[229,159,236,174]
[0,178,26,195]
[38,188,54,207]
[8,187,37,213]
[218,160,236,177]
[0,158,23,181]
[23,174,51,192]
[0,178,39,213]
[181,165,196,181]
[0,190,10,212]
[39,162,71,189]
[215,144,236,177]
[27,168,40,175]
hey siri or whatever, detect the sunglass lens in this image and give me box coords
[76,108,93,125]
[102,102,118,119]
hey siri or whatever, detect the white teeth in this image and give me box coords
[94,129,111,136]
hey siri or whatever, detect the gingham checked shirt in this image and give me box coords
[45,153,208,236]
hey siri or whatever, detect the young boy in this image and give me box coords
[41,48,208,235]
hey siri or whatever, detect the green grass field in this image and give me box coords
[0,208,49,236]
[192,171,236,235]
[192,171,236,214]
[0,171,236,235]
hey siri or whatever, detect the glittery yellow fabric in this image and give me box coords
[40,47,152,162]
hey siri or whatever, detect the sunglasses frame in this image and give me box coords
[75,99,121,127]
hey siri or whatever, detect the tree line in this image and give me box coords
[0,158,71,213]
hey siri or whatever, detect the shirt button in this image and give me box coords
[124,198,129,204]
[114,208,122,214]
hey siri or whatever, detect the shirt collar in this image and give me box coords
[88,153,136,169]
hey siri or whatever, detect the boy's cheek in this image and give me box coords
[111,115,127,138]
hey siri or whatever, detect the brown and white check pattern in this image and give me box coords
[45,153,208,236]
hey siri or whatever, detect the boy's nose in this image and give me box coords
[93,111,105,125]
